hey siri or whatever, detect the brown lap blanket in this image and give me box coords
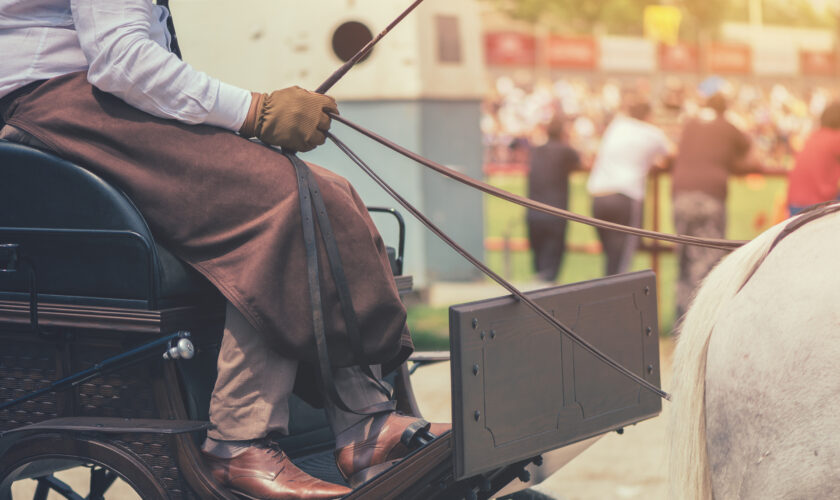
[1,72,412,391]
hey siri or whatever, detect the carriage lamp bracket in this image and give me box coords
[366,207,406,275]
[0,243,42,336]
[163,332,195,360]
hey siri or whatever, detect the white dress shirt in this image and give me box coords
[587,115,670,202]
[0,0,250,131]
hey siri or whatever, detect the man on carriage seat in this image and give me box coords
[0,1,447,498]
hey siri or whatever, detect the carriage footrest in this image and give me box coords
[0,417,209,438]
[344,431,454,500]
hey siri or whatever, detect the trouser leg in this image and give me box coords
[207,302,392,442]
[529,218,565,281]
[207,302,298,441]
[614,200,643,275]
[0,124,50,150]
[593,194,634,276]
[674,192,727,318]
[324,365,391,436]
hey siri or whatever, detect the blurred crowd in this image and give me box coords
[481,75,840,170]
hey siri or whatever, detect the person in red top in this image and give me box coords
[787,102,840,216]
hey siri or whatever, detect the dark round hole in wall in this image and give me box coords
[332,21,374,63]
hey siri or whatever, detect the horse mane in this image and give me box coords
[668,218,791,500]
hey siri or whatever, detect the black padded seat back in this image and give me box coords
[0,140,150,233]
[0,140,216,309]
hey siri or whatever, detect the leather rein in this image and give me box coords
[279,1,758,405]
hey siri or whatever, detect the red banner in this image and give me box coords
[484,32,536,66]
[545,36,597,69]
[708,44,751,74]
[800,50,836,76]
[658,43,698,72]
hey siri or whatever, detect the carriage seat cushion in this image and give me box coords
[0,140,218,308]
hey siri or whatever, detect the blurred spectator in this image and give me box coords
[671,94,755,318]
[482,75,833,170]
[527,116,580,282]
[587,102,671,275]
[786,102,840,216]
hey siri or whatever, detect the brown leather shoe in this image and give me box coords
[204,443,350,500]
[334,413,451,487]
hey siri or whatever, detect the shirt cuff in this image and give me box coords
[203,81,252,131]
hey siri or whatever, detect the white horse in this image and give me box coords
[669,208,840,499]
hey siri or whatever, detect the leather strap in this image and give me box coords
[327,133,670,401]
[738,201,840,291]
[285,152,394,415]
[329,113,745,252]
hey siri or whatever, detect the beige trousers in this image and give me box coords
[207,303,390,441]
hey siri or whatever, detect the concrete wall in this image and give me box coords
[301,99,484,284]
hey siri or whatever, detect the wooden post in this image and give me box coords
[651,170,662,316]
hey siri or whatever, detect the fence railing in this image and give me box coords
[484,160,790,287]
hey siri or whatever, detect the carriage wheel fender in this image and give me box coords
[0,432,169,500]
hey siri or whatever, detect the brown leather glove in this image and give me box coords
[239,87,338,152]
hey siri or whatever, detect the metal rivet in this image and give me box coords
[472,364,479,376]
[472,318,478,329]
[490,330,496,339]
[616,427,624,435]
[644,286,650,295]
[474,410,481,421]
[480,330,485,340]
[646,326,652,336]
[647,364,654,374]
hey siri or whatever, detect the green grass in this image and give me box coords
[406,305,450,350]
[408,170,789,348]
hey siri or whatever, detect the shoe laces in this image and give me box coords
[255,440,286,461]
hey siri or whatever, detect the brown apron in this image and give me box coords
[0,72,412,401]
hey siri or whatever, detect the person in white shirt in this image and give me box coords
[0,1,446,498]
[586,101,671,276]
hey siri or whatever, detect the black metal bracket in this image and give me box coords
[0,243,18,272]
[0,243,40,334]
[366,207,406,275]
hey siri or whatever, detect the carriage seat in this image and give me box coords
[0,140,218,310]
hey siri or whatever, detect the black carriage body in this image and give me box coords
[0,139,233,499]
[0,140,433,500]
[0,140,662,500]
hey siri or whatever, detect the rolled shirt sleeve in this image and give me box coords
[70,0,250,131]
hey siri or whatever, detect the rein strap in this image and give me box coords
[329,113,746,252]
[327,132,671,401]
